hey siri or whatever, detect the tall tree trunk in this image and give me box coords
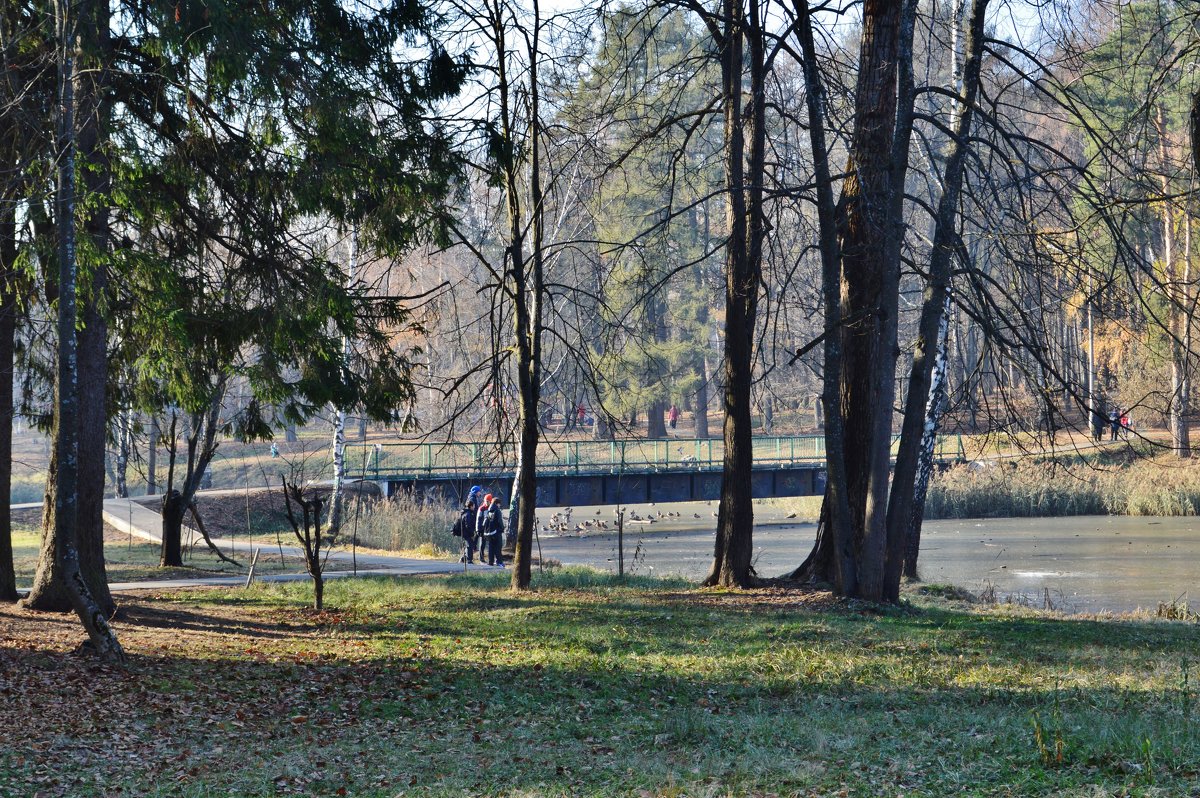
[594,412,613,440]
[0,200,17,602]
[160,489,186,567]
[76,271,113,614]
[904,293,952,580]
[694,359,709,438]
[26,1,124,662]
[74,0,114,614]
[503,0,545,591]
[1191,89,1200,178]
[886,0,987,596]
[705,0,764,588]
[146,414,158,495]
[793,0,855,591]
[23,0,115,616]
[820,0,915,602]
[647,398,667,438]
[646,290,669,439]
[327,224,355,538]
[1160,105,1191,457]
[114,409,129,498]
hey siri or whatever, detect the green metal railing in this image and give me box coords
[345,434,966,480]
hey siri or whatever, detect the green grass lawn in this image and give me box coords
[10,527,311,587]
[2,571,1198,796]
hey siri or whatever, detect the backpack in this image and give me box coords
[452,507,472,537]
[485,505,505,537]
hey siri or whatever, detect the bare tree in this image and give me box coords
[281,478,327,610]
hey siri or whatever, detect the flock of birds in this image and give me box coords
[538,503,801,535]
[536,503,750,535]
[538,507,699,535]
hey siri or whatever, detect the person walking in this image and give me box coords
[480,494,506,567]
[475,492,492,563]
[453,501,476,563]
[1109,408,1120,442]
[667,404,680,433]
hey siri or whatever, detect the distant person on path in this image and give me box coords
[1091,411,1105,442]
[452,495,479,564]
[1120,411,1131,439]
[475,493,494,563]
[668,404,680,432]
[479,494,506,566]
[1109,409,1120,442]
[577,403,586,426]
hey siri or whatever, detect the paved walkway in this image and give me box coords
[97,497,500,592]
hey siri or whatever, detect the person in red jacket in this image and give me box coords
[478,494,506,567]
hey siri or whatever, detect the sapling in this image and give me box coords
[281,478,327,610]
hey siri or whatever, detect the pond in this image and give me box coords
[533,505,1200,614]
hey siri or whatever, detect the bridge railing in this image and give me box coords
[345,433,965,480]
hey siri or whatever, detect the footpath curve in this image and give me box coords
[95,496,499,592]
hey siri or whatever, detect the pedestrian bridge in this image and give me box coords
[346,434,966,508]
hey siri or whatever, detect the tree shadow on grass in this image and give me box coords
[113,602,321,641]
[3,603,1199,798]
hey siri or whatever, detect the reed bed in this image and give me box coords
[927,455,1200,518]
[351,491,458,555]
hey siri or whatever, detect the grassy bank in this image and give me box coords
[926,453,1200,518]
[8,527,311,587]
[2,572,1198,796]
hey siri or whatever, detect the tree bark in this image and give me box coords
[76,276,113,614]
[327,225,357,538]
[160,393,223,566]
[24,0,115,615]
[114,409,130,498]
[1191,89,1200,176]
[76,0,114,615]
[647,398,667,438]
[807,0,915,602]
[0,197,17,601]
[886,0,987,596]
[494,0,545,591]
[694,359,709,438]
[1158,106,1191,458]
[160,490,187,567]
[903,293,952,580]
[793,0,855,594]
[146,414,159,495]
[594,412,613,440]
[26,2,124,662]
[704,0,764,589]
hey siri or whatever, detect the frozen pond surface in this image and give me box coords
[533,504,1200,613]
